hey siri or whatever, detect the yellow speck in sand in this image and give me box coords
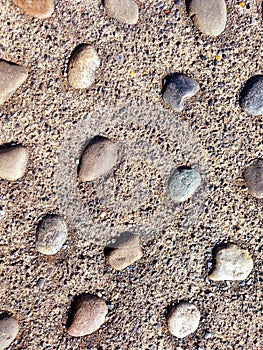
[129,69,134,78]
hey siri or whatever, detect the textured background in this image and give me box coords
[0,0,262,349]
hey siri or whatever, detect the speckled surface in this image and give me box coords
[0,0,262,349]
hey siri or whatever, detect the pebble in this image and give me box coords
[168,167,201,203]
[243,159,263,199]
[208,243,253,281]
[167,302,200,338]
[0,60,28,105]
[67,44,100,89]
[0,314,19,350]
[67,294,108,337]
[12,0,54,18]
[104,0,139,24]
[0,145,29,181]
[188,0,227,36]
[105,232,143,270]
[78,136,119,182]
[162,74,199,112]
[240,76,263,116]
[36,214,68,255]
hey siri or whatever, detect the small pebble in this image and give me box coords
[78,136,119,182]
[240,76,263,116]
[67,44,100,89]
[0,145,29,181]
[168,167,201,203]
[0,60,28,105]
[167,302,200,338]
[162,73,199,112]
[67,294,108,337]
[188,0,227,36]
[209,243,253,281]
[104,0,139,24]
[36,214,68,255]
[105,232,143,270]
[243,159,263,199]
[36,277,45,289]
[0,314,19,350]
[12,0,54,18]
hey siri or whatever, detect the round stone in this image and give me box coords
[67,44,100,89]
[243,159,263,199]
[104,0,139,24]
[12,0,54,18]
[36,214,68,255]
[0,145,29,181]
[168,167,201,203]
[167,302,200,338]
[0,315,19,350]
[240,76,263,116]
[208,243,253,281]
[67,294,108,337]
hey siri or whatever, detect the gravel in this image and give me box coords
[0,145,29,181]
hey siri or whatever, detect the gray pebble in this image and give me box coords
[0,315,19,350]
[37,278,45,289]
[162,73,199,112]
[104,0,139,24]
[36,214,68,255]
[240,76,263,116]
[243,159,263,198]
[168,167,201,203]
[0,145,29,181]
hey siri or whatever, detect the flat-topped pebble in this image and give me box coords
[36,214,68,255]
[67,294,108,337]
[0,145,29,181]
[167,302,200,338]
[67,44,100,89]
[162,74,199,112]
[188,0,227,36]
[104,0,139,24]
[168,167,201,203]
[105,232,143,270]
[78,136,119,182]
[0,314,19,350]
[13,0,54,18]
[0,60,28,105]
[240,76,263,116]
[243,159,263,199]
[209,243,253,281]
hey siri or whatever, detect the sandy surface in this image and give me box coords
[0,0,262,349]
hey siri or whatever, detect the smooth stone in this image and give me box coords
[105,232,143,270]
[12,0,54,18]
[78,136,119,182]
[167,302,200,338]
[36,214,68,255]
[188,0,227,36]
[0,315,19,350]
[67,45,100,89]
[67,294,108,337]
[168,167,201,203]
[162,73,199,112]
[0,145,29,181]
[0,60,28,105]
[243,159,263,198]
[104,0,139,24]
[240,76,263,116]
[209,243,253,281]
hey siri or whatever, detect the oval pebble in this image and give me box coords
[36,214,68,255]
[0,145,29,181]
[0,314,19,350]
[240,76,263,116]
[104,0,139,24]
[12,0,54,18]
[243,159,263,199]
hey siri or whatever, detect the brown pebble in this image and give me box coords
[0,145,29,181]
[12,0,54,18]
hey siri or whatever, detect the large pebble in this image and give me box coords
[78,136,119,182]
[36,214,68,255]
[168,167,201,203]
[167,302,200,338]
[67,294,108,337]
[12,0,54,18]
[243,159,263,199]
[209,243,253,281]
[0,314,19,350]
[104,0,139,24]
[240,76,263,116]
[0,60,28,105]
[67,45,100,89]
[162,74,199,112]
[105,232,143,270]
[0,145,29,181]
[188,0,227,36]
